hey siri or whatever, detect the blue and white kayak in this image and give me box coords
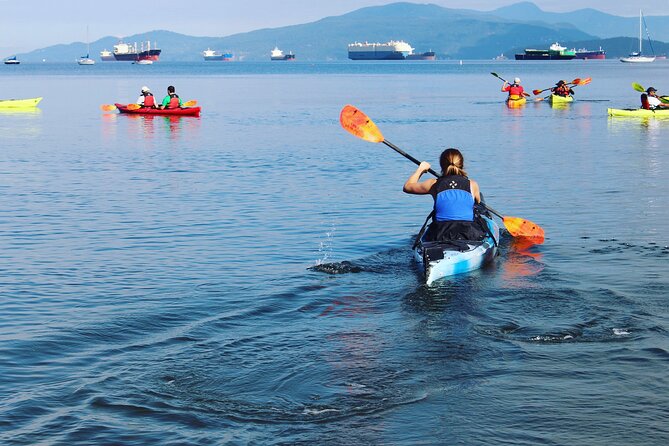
[413,215,500,286]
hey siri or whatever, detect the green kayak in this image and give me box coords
[549,94,574,104]
[608,108,669,117]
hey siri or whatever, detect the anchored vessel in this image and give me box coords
[112,41,161,62]
[515,42,576,60]
[99,49,114,61]
[4,56,20,65]
[620,10,655,63]
[574,47,606,60]
[203,48,233,61]
[406,51,436,60]
[348,41,415,60]
[270,47,295,61]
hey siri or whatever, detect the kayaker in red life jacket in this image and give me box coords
[136,86,156,108]
[501,77,525,97]
[160,85,183,109]
[551,80,574,97]
[403,148,488,242]
[642,87,669,110]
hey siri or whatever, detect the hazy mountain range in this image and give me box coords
[10,2,669,62]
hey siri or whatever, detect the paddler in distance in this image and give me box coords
[501,77,526,98]
[136,86,156,108]
[160,85,183,109]
[403,148,489,242]
[551,80,574,97]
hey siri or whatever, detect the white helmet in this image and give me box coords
[513,77,521,84]
[141,86,150,92]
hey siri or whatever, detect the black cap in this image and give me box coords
[647,87,657,93]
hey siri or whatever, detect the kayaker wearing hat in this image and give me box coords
[501,77,525,98]
[136,86,156,108]
[642,87,669,109]
[403,148,488,242]
[551,80,574,97]
[160,85,183,109]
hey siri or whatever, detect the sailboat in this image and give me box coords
[620,10,655,63]
[77,26,96,65]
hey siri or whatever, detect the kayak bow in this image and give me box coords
[0,97,43,108]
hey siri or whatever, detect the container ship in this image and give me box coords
[270,47,295,61]
[348,41,414,60]
[515,42,575,60]
[203,49,233,61]
[112,41,161,62]
[574,47,606,60]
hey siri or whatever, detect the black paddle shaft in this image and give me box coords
[383,140,441,177]
[383,139,504,220]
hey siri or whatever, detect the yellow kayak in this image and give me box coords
[608,107,669,117]
[506,94,526,108]
[0,97,43,108]
[549,94,574,104]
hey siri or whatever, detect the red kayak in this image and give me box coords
[115,103,201,117]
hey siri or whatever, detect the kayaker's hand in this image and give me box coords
[419,161,431,174]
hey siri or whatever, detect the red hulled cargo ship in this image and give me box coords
[574,47,606,60]
[113,41,161,62]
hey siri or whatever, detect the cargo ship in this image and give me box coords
[270,47,295,61]
[515,42,576,60]
[112,41,161,62]
[203,48,233,61]
[348,41,414,60]
[406,50,436,60]
[574,47,606,60]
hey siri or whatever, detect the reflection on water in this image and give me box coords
[501,237,545,284]
[0,108,42,116]
[0,108,43,138]
[100,112,201,142]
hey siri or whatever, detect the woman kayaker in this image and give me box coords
[160,85,182,109]
[551,80,574,97]
[501,77,525,98]
[136,86,156,108]
[642,87,669,110]
[403,148,487,242]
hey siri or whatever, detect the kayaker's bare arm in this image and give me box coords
[403,162,436,194]
[501,81,508,92]
[470,179,481,203]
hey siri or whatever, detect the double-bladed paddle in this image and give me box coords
[532,77,591,97]
[632,82,669,103]
[100,103,142,111]
[491,72,531,97]
[339,104,545,243]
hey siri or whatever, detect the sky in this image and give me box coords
[2,0,669,55]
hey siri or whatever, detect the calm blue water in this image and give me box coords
[1,61,668,445]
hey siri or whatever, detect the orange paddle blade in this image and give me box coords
[570,78,581,85]
[126,103,142,110]
[183,100,197,107]
[532,89,542,96]
[100,104,117,111]
[576,77,592,86]
[339,105,384,143]
[503,216,545,244]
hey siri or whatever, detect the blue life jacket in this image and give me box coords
[431,174,474,222]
